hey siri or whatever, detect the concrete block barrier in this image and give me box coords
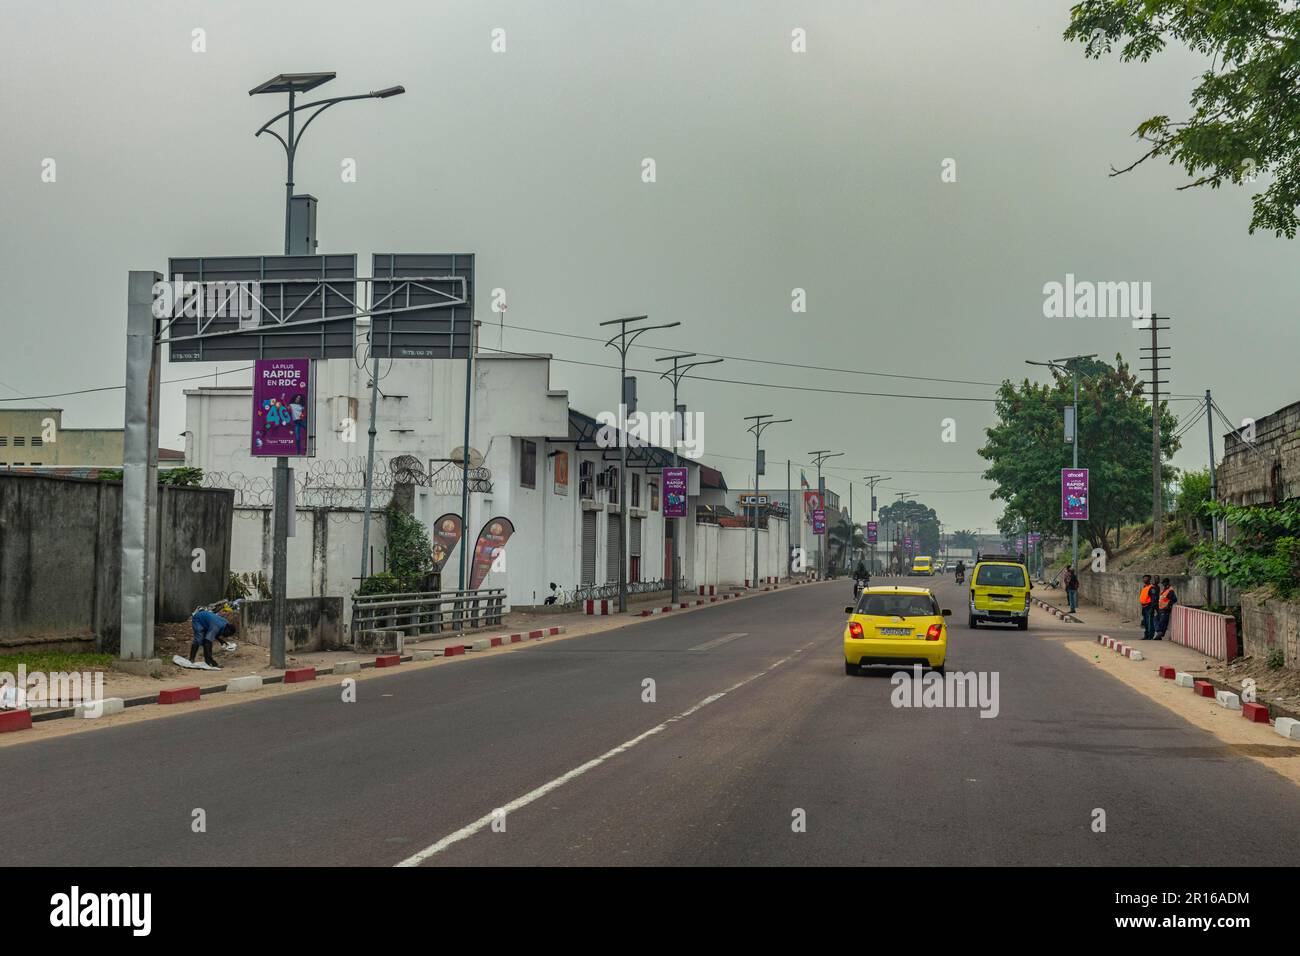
[75,697,125,718]
[334,660,361,674]
[412,650,437,661]
[1175,672,1195,687]
[1214,690,1241,710]
[1275,717,1300,740]
[1242,703,1270,724]
[225,676,263,693]
[1158,665,1176,679]
[0,709,33,733]
[374,655,401,668]
[1193,680,1216,698]
[284,667,317,684]
[158,685,201,705]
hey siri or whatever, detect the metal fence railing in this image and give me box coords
[559,578,683,608]
[351,588,506,637]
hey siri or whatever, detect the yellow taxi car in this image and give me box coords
[844,585,951,676]
[968,554,1031,630]
[909,555,934,576]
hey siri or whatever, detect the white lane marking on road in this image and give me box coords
[394,641,815,867]
[688,632,749,652]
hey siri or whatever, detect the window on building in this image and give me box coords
[606,466,619,504]
[520,439,537,489]
[13,437,24,447]
[579,459,595,499]
[632,473,641,507]
[650,481,659,511]
[31,437,43,447]
[0,437,8,446]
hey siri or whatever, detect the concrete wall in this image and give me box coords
[1241,591,1300,669]
[1075,567,1209,623]
[692,519,790,588]
[1218,399,1300,507]
[241,597,344,653]
[228,506,385,631]
[0,473,233,652]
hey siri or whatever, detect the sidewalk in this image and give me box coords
[7,579,825,733]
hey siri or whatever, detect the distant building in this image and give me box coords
[1218,399,1300,507]
[0,408,183,473]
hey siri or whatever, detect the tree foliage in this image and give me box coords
[1194,500,1300,597]
[878,499,941,557]
[385,506,434,591]
[1065,0,1300,236]
[978,355,1180,554]
[951,529,980,550]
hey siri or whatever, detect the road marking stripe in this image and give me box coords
[394,642,813,867]
[688,632,748,652]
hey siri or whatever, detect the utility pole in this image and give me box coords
[1206,387,1219,605]
[1027,353,1096,578]
[601,316,679,612]
[747,415,790,587]
[808,450,843,578]
[1138,315,1171,542]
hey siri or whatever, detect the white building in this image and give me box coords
[183,351,791,624]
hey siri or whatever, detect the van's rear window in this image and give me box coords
[976,565,1026,587]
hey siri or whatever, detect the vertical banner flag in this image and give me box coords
[804,490,823,526]
[1061,468,1089,521]
[430,513,464,573]
[251,358,310,457]
[662,467,688,518]
[866,521,878,543]
[812,509,826,534]
[554,451,569,495]
[469,517,516,590]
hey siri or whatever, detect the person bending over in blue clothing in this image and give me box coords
[190,609,236,669]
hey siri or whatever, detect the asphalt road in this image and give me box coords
[6,577,1299,866]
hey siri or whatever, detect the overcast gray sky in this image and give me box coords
[3,0,1297,531]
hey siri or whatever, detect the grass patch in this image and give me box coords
[0,651,114,673]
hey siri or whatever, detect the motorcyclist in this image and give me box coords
[954,560,966,584]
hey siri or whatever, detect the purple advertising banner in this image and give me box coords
[866,521,878,543]
[1061,468,1089,521]
[812,509,826,534]
[252,358,310,457]
[662,467,688,518]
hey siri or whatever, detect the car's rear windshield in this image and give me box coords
[975,564,1026,587]
[856,593,939,617]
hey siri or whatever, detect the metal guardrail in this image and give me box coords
[351,588,506,636]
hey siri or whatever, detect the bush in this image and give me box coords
[1267,648,1286,670]
[1194,501,1300,599]
[358,571,405,596]
[1167,533,1192,556]
[386,507,434,591]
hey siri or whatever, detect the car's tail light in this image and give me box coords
[848,622,865,640]
[926,623,942,641]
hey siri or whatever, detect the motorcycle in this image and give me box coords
[954,569,965,585]
[852,575,869,599]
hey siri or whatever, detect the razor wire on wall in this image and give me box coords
[204,456,492,512]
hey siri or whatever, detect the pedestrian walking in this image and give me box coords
[1138,574,1156,639]
[1154,578,1178,640]
[1062,565,1079,614]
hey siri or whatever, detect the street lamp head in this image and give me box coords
[370,86,406,98]
[249,72,336,96]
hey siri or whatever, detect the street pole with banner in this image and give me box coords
[745,415,790,587]
[808,450,843,578]
[656,352,722,604]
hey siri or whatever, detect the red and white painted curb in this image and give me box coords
[1096,634,1145,661]
[637,594,743,616]
[584,599,612,615]
[1034,597,1078,622]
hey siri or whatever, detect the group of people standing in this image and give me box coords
[1139,575,1179,640]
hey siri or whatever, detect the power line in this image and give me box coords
[0,365,255,403]
[494,320,1002,388]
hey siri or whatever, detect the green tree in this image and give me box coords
[1065,0,1300,236]
[978,356,1180,555]
[878,500,941,557]
[385,506,434,591]
[951,529,979,551]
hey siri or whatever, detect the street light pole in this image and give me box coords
[251,71,404,669]
[1026,354,1096,578]
[863,475,889,573]
[746,415,791,588]
[601,316,680,612]
[807,450,843,578]
[656,353,723,605]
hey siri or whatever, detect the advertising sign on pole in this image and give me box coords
[663,467,689,518]
[1061,468,1090,521]
[251,358,310,457]
[812,509,826,534]
[866,521,878,543]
